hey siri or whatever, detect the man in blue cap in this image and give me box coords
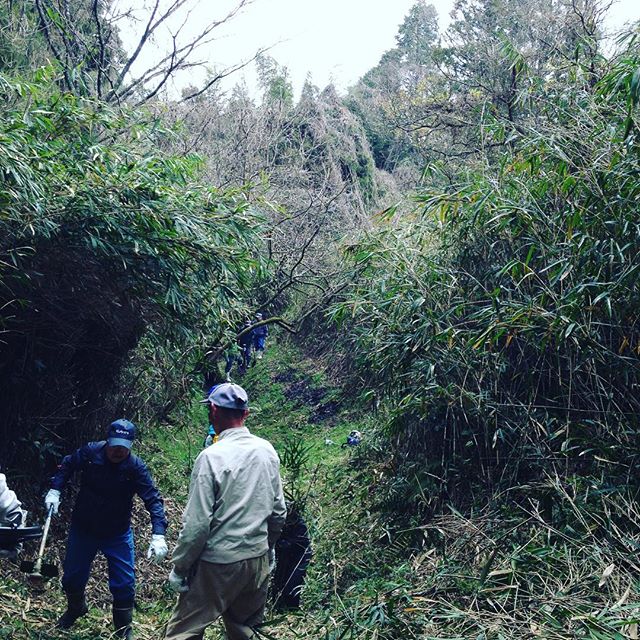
[45,419,168,639]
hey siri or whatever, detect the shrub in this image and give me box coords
[0,70,265,464]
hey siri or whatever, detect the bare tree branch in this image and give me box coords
[92,0,107,98]
[181,48,269,102]
[110,0,252,104]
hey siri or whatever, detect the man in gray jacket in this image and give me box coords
[164,383,286,640]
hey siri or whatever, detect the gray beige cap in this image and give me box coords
[200,383,248,409]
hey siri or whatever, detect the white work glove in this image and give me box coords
[168,568,189,593]
[44,489,60,516]
[268,548,276,573]
[147,534,168,564]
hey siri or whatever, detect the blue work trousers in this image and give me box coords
[61,525,135,607]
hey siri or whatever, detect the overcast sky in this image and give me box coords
[118,0,639,100]
[201,0,441,95]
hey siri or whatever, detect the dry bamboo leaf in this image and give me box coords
[613,584,631,608]
[598,563,615,587]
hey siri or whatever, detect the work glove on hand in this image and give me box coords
[168,568,189,593]
[268,548,276,573]
[147,534,168,564]
[44,489,60,516]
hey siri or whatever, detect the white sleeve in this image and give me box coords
[170,455,216,575]
[0,472,21,524]
[267,458,287,547]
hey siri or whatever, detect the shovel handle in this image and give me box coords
[33,504,54,572]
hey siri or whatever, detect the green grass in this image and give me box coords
[140,339,361,495]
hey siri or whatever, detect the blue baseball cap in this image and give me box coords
[107,419,136,449]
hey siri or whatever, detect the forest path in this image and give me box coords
[0,340,362,639]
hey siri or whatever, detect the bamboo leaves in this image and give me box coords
[0,72,267,448]
[329,32,640,502]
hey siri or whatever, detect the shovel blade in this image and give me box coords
[19,560,35,573]
[40,563,59,578]
[20,561,58,578]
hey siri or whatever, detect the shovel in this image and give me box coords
[0,525,43,548]
[20,504,59,586]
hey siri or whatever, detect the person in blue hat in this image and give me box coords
[44,419,168,639]
[253,313,269,360]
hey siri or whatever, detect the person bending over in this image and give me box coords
[45,419,168,639]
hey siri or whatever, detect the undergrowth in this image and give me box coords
[3,340,639,639]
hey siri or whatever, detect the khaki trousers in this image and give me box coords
[164,553,270,640]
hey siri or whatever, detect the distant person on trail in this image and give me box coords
[238,320,254,374]
[224,344,239,382]
[203,424,217,448]
[272,504,312,611]
[203,385,219,448]
[45,419,168,639]
[342,430,362,448]
[253,313,269,360]
[0,467,25,559]
[164,383,287,640]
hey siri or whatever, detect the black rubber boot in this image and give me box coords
[56,591,88,629]
[113,606,134,639]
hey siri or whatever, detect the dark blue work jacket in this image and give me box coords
[51,441,167,538]
[253,325,269,338]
